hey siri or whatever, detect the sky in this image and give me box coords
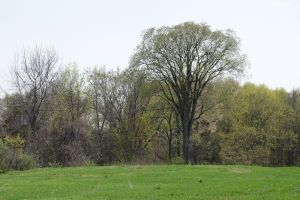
[0,0,299,95]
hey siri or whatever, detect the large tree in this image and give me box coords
[132,22,246,163]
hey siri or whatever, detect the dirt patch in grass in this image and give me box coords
[229,167,251,174]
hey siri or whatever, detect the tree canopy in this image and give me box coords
[132,22,246,163]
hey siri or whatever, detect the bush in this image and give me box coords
[219,127,270,165]
[0,140,9,173]
[0,135,35,173]
[29,122,92,167]
[171,157,184,164]
[4,149,36,171]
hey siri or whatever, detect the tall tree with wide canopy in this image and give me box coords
[132,22,246,163]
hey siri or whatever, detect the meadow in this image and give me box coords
[1,165,300,200]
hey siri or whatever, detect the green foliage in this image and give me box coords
[50,64,87,126]
[0,140,9,173]
[0,135,35,173]
[190,131,221,164]
[3,134,25,149]
[220,127,270,165]
[217,82,298,166]
[114,71,160,162]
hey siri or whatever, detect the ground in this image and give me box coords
[1,165,300,200]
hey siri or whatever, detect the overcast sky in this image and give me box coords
[0,0,299,94]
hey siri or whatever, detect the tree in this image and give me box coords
[43,64,90,166]
[152,98,179,162]
[13,46,59,135]
[218,83,298,166]
[116,69,158,161]
[87,67,126,163]
[51,64,87,125]
[0,94,27,138]
[160,105,176,162]
[88,67,125,134]
[132,22,246,163]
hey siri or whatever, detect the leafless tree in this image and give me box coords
[88,67,126,135]
[13,46,59,135]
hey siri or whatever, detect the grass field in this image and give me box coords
[1,165,300,200]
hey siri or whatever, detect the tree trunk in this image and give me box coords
[176,128,181,157]
[182,120,190,164]
[168,138,172,162]
[167,117,173,162]
[177,139,180,157]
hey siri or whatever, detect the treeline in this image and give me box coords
[1,22,300,172]
[1,64,300,169]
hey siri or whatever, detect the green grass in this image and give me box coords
[1,165,300,200]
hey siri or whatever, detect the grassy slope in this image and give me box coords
[0,165,300,200]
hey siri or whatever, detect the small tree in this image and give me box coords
[13,46,59,135]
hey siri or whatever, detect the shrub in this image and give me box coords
[0,140,9,173]
[0,135,35,173]
[171,157,184,164]
[29,122,92,167]
[219,127,270,165]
